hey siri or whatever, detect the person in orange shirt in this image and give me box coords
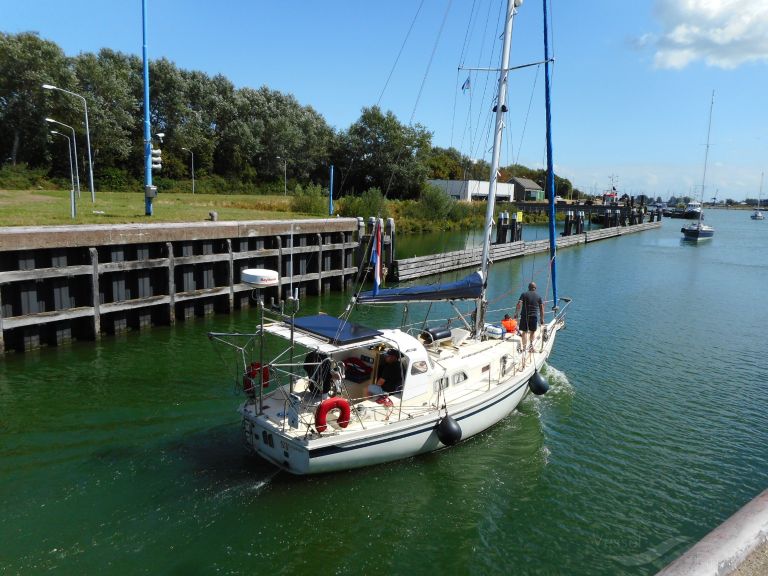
[501,313,518,337]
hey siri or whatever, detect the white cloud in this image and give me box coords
[652,0,768,69]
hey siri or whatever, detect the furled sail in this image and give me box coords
[357,271,483,304]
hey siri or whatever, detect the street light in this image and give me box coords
[45,117,80,198]
[181,147,195,194]
[42,84,95,203]
[276,156,287,195]
[50,130,76,219]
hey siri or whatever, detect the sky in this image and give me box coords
[3,0,768,201]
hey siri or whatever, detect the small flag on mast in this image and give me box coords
[371,220,382,295]
[461,76,471,93]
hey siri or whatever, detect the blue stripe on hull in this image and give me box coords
[308,379,530,460]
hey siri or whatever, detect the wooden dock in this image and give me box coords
[392,221,661,281]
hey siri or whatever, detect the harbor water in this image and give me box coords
[1,209,767,575]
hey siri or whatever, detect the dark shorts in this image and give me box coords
[520,315,538,332]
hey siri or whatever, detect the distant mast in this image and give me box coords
[475,0,521,336]
[699,90,715,225]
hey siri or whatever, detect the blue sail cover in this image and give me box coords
[357,271,483,304]
[292,315,382,345]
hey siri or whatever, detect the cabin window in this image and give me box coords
[452,372,468,385]
[411,361,428,375]
[433,377,449,392]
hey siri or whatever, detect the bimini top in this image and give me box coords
[357,271,483,304]
[290,314,382,346]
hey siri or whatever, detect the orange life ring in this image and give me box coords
[243,362,270,396]
[315,397,351,433]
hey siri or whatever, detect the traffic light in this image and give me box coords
[151,147,162,171]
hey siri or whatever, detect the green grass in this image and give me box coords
[0,189,313,226]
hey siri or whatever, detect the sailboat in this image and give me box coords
[682,91,715,241]
[751,172,765,220]
[209,0,570,475]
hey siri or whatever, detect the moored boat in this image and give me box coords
[682,91,716,243]
[751,172,765,220]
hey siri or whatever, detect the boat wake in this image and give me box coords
[541,364,574,397]
[214,470,279,501]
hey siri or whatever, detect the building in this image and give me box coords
[427,179,515,202]
[428,178,544,202]
[509,177,545,202]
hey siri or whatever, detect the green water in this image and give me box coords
[2,210,767,575]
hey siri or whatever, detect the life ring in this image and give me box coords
[243,362,270,396]
[315,397,351,433]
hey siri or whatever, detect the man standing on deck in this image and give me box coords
[514,282,544,351]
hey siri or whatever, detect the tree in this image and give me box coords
[0,32,73,167]
[70,49,142,179]
[334,106,431,200]
[427,146,465,180]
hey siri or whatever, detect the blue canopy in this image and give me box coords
[292,314,382,346]
[357,271,483,304]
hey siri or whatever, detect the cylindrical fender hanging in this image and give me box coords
[315,397,352,433]
[243,362,270,397]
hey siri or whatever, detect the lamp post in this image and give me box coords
[50,130,76,219]
[45,117,80,198]
[42,84,95,203]
[181,147,195,194]
[276,156,287,195]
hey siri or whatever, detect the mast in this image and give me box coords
[699,90,715,226]
[543,0,558,308]
[475,0,521,336]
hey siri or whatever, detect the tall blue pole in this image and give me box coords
[543,0,558,308]
[142,0,153,216]
[329,165,334,215]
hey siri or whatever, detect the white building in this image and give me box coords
[428,178,543,202]
[427,179,515,202]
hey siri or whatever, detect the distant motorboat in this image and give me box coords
[681,222,715,240]
[682,200,702,219]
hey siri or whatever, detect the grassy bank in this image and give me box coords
[0,189,303,226]
[0,186,562,228]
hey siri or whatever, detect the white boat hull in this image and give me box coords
[241,323,559,475]
[244,374,532,474]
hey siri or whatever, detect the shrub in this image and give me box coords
[96,167,139,192]
[337,187,389,219]
[419,184,454,220]
[0,163,53,190]
[290,183,327,215]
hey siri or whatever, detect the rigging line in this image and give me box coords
[376,0,426,108]
[451,0,480,149]
[548,0,556,62]
[458,0,494,161]
[465,1,501,162]
[515,65,541,166]
[382,0,453,199]
[407,0,453,127]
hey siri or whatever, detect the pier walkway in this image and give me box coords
[392,221,661,281]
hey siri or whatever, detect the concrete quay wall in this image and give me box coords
[0,219,360,354]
